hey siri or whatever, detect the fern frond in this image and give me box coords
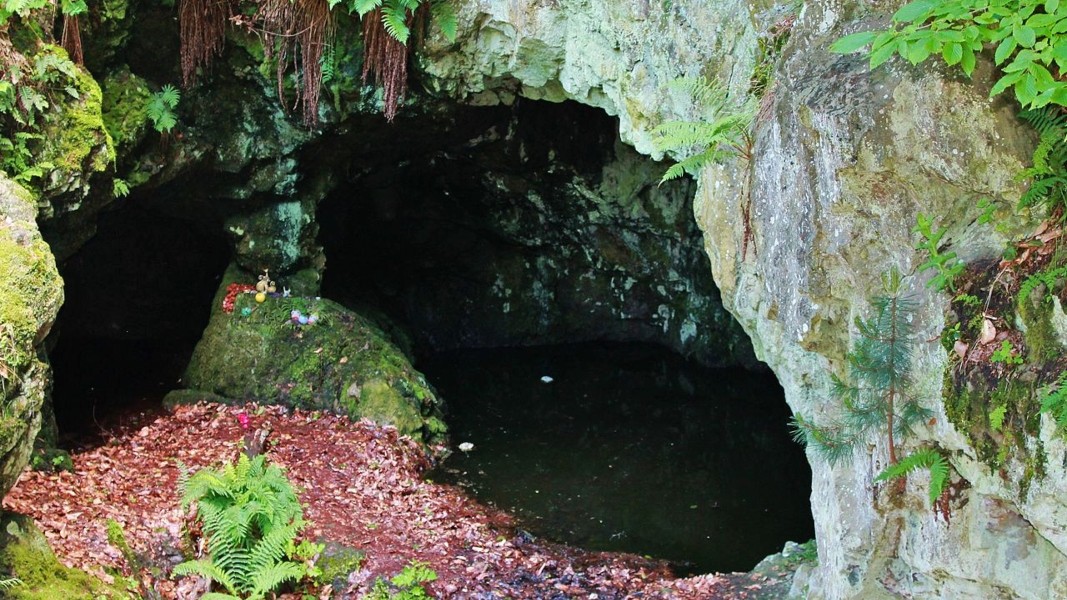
[665,76,726,108]
[874,448,950,504]
[248,520,301,574]
[247,561,306,597]
[430,0,457,42]
[381,0,411,44]
[173,559,241,595]
[1019,107,1067,138]
[158,84,180,107]
[1041,371,1067,431]
[350,0,381,16]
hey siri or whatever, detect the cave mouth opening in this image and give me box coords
[47,202,230,444]
[317,98,814,572]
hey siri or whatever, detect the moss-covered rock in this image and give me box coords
[36,54,114,211]
[100,67,152,156]
[184,266,445,443]
[0,513,128,599]
[0,175,63,498]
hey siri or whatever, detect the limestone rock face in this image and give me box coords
[421,0,765,156]
[0,176,64,498]
[694,1,1067,598]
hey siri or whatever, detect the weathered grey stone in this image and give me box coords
[0,175,64,498]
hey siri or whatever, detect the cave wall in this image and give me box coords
[6,0,1065,595]
[415,0,1067,598]
[319,100,753,365]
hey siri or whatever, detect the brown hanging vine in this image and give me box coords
[179,0,232,87]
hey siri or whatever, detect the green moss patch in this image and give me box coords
[942,248,1067,490]
[0,513,128,600]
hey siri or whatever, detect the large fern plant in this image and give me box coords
[172,454,309,600]
[1017,107,1067,214]
[650,77,754,183]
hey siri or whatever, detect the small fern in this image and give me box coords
[145,84,180,134]
[651,76,754,183]
[1041,371,1067,432]
[1017,107,1067,213]
[173,454,310,600]
[874,448,951,505]
[0,577,22,590]
[1019,265,1067,305]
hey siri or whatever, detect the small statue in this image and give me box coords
[255,268,277,294]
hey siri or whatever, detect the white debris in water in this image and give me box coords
[540,375,554,383]
[458,442,474,452]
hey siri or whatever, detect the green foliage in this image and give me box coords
[113,178,130,198]
[651,77,754,183]
[145,85,180,134]
[989,404,1009,430]
[172,454,311,600]
[331,0,457,44]
[915,212,964,292]
[874,448,950,504]
[0,577,22,590]
[366,561,437,600]
[1017,108,1067,212]
[991,339,1025,364]
[793,269,939,493]
[830,0,1067,110]
[1040,370,1067,431]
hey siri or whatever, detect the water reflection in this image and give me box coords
[421,342,813,574]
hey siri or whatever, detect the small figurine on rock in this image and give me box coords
[255,269,277,294]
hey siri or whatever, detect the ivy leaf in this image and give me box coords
[830,31,877,54]
[893,0,938,23]
[1015,24,1038,47]
[995,36,1017,64]
[1048,0,1060,12]
[960,46,977,76]
[1016,73,1040,106]
[942,41,963,65]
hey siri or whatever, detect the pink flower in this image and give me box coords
[236,412,251,431]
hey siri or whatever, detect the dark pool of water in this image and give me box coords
[421,342,813,575]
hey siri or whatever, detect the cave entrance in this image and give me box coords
[47,202,230,442]
[317,98,813,572]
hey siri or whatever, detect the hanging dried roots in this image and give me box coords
[179,0,231,86]
[61,14,83,65]
[362,4,426,122]
[258,0,334,126]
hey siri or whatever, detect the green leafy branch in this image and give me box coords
[831,0,1067,109]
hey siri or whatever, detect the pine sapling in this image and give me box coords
[793,269,944,501]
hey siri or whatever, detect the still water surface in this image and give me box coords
[421,342,814,574]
